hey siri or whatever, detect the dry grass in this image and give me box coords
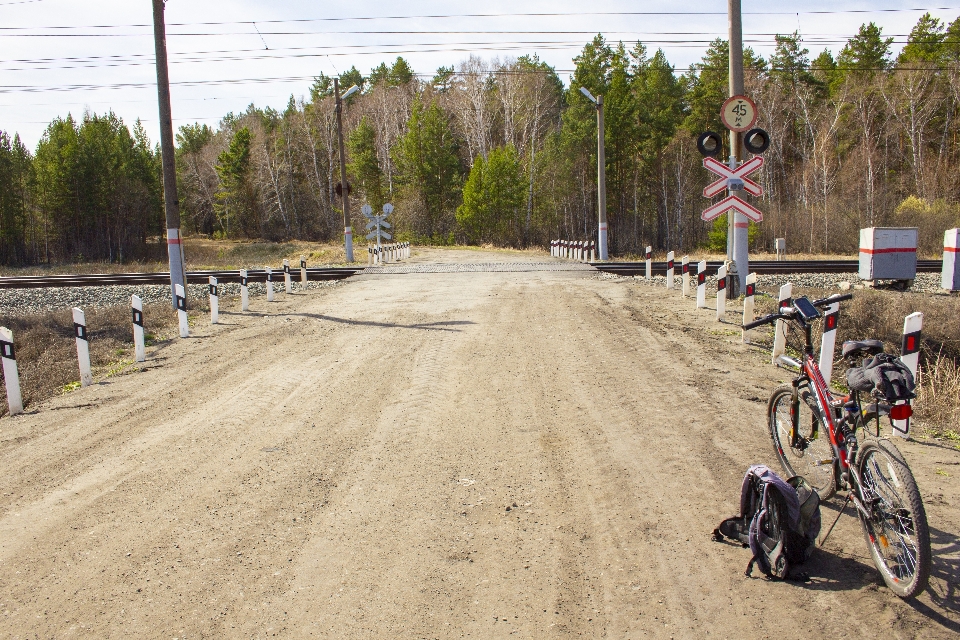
[0,238,352,277]
[0,304,180,416]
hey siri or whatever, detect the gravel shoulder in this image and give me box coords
[0,248,956,638]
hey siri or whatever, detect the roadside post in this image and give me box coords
[943,229,960,291]
[0,327,23,415]
[283,259,292,294]
[645,247,652,280]
[209,276,219,324]
[771,283,792,365]
[73,307,93,387]
[682,256,690,297]
[894,312,923,438]
[716,264,727,320]
[741,272,756,342]
[266,267,274,302]
[696,260,707,308]
[132,295,146,362]
[300,255,307,285]
[666,251,675,289]
[240,269,249,311]
[818,301,840,384]
[175,284,189,337]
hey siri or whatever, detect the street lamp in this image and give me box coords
[580,87,608,260]
[334,79,360,262]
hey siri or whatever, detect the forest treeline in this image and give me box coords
[4,14,960,265]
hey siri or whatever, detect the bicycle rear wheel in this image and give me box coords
[768,384,836,500]
[857,439,931,598]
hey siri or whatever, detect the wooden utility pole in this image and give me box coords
[728,0,748,294]
[334,78,354,263]
[152,0,186,307]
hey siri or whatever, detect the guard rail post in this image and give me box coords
[741,273,756,343]
[283,259,292,294]
[266,267,274,302]
[300,255,307,285]
[894,312,923,438]
[209,276,219,324]
[818,301,840,384]
[73,307,93,387]
[0,327,23,415]
[645,246,652,280]
[696,260,707,308]
[716,264,727,320]
[176,284,189,337]
[240,269,249,311]
[771,283,793,365]
[132,295,146,362]
[666,251,675,289]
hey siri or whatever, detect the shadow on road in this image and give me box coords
[285,313,477,332]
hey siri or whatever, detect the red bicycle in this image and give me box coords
[744,293,931,598]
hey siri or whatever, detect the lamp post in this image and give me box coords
[334,78,360,262]
[580,87,608,260]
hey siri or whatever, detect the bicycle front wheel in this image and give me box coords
[857,439,931,598]
[768,384,836,500]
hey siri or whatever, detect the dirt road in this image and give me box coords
[1,248,957,638]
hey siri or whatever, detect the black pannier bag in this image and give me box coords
[846,353,916,402]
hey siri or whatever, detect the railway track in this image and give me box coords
[592,259,943,276]
[0,259,942,289]
[0,267,362,289]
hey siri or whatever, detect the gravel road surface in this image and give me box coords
[0,248,957,638]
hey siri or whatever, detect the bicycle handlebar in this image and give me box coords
[812,293,853,307]
[742,293,853,330]
[743,312,786,330]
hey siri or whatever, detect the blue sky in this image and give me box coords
[0,0,956,148]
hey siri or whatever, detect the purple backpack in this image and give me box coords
[713,465,821,580]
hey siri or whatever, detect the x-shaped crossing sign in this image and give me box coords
[702,156,763,198]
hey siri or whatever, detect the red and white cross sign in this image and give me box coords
[701,195,763,223]
[702,156,764,198]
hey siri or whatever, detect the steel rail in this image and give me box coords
[0,267,362,289]
[591,259,943,276]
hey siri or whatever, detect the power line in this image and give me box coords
[1,6,959,30]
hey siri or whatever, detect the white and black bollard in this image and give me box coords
[551,240,557,257]
[771,283,793,365]
[681,256,690,297]
[894,312,923,438]
[666,251,675,289]
[283,259,292,294]
[645,246,652,280]
[300,255,308,285]
[818,300,840,384]
[73,307,93,387]
[716,264,727,320]
[741,273,756,342]
[266,267,274,302]
[209,276,219,324]
[132,294,145,362]
[590,241,596,262]
[368,246,373,266]
[240,269,249,311]
[176,283,189,337]
[696,260,707,308]
[0,326,23,415]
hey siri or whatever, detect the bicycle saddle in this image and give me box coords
[841,339,885,357]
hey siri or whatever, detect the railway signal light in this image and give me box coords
[743,128,770,155]
[697,131,724,157]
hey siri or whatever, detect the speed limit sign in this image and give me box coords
[721,95,757,132]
